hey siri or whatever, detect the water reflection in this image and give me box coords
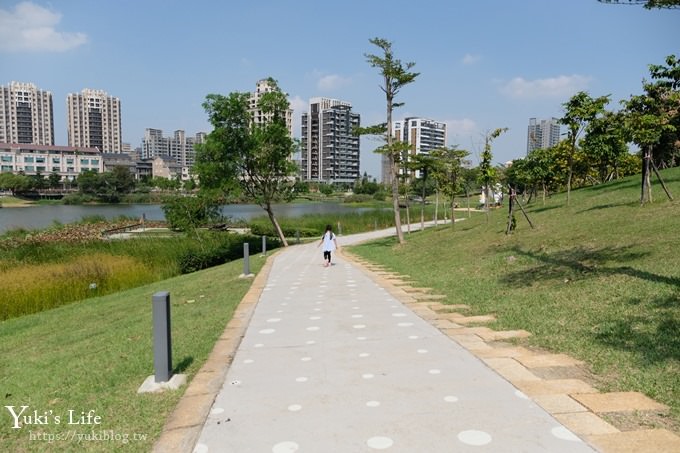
[0,203,377,233]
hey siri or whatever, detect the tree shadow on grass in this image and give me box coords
[501,246,679,288]
[584,179,640,192]
[579,201,640,213]
[173,356,194,374]
[592,308,680,364]
[503,247,679,364]
[527,205,561,214]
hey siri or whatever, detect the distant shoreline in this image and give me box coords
[0,197,36,208]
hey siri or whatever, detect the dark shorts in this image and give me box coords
[323,251,331,261]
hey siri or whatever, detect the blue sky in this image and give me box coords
[1,0,678,179]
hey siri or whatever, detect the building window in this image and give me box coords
[36,157,45,163]
[52,167,60,172]
[25,165,34,171]
[1,156,12,162]
[52,158,60,164]
[1,165,13,171]
[90,159,99,166]
[80,159,89,165]
[24,156,34,163]
[66,158,74,164]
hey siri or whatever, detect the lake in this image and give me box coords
[0,202,379,234]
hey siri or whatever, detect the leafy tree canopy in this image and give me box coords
[194,78,297,245]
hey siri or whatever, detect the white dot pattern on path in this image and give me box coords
[457,430,492,446]
[194,238,596,453]
[272,441,299,452]
[366,436,394,449]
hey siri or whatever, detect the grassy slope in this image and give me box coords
[0,255,265,452]
[350,168,680,427]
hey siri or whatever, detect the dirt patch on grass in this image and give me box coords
[602,411,680,435]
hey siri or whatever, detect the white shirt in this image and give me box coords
[321,231,336,252]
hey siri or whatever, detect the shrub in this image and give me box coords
[249,222,318,238]
[177,233,281,274]
[162,194,223,232]
[343,194,373,203]
[62,193,97,205]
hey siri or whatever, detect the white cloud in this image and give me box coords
[289,95,307,139]
[444,118,478,144]
[499,75,591,99]
[289,95,307,114]
[461,53,481,65]
[0,2,87,52]
[316,73,351,92]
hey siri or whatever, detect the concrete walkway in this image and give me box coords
[189,225,599,452]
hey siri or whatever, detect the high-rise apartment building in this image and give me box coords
[387,117,447,184]
[67,89,122,152]
[141,128,205,167]
[0,81,54,145]
[527,117,561,154]
[301,97,360,184]
[249,79,293,137]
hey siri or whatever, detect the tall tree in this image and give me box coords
[559,92,610,205]
[622,91,676,204]
[619,56,678,204]
[48,172,62,189]
[478,128,508,219]
[582,110,629,183]
[431,146,470,228]
[409,153,437,229]
[195,79,297,245]
[365,38,419,245]
[646,55,680,168]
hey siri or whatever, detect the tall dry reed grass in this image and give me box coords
[0,253,154,320]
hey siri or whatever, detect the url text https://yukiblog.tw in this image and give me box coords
[29,430,148,445]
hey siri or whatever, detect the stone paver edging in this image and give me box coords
[341,250,680,453]
[152,251,280,453]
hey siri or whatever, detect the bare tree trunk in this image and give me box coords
[266,203,288,247]
[542,182,547,205]
[465,186,471,219]
[434,191,439,226]
[450,197,456,228]
[505,188,514,235]
[420,181,425,230]
[641,145,652,205]
[391,160,404,243]
[405,194,411,234]
[387,95,404,244]
[566,138,576,206]
[566,165,573,206]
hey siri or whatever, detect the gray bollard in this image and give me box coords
[152,291,172,383]
[262,235,267,256]
[243,242,251,275]
[374,219,378,231]
[337,222,342,236]
[296,229,300,244]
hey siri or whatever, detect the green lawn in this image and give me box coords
[349,168,680,431]
[0,256,265,452]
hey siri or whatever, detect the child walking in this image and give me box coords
[318,224,339,267]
